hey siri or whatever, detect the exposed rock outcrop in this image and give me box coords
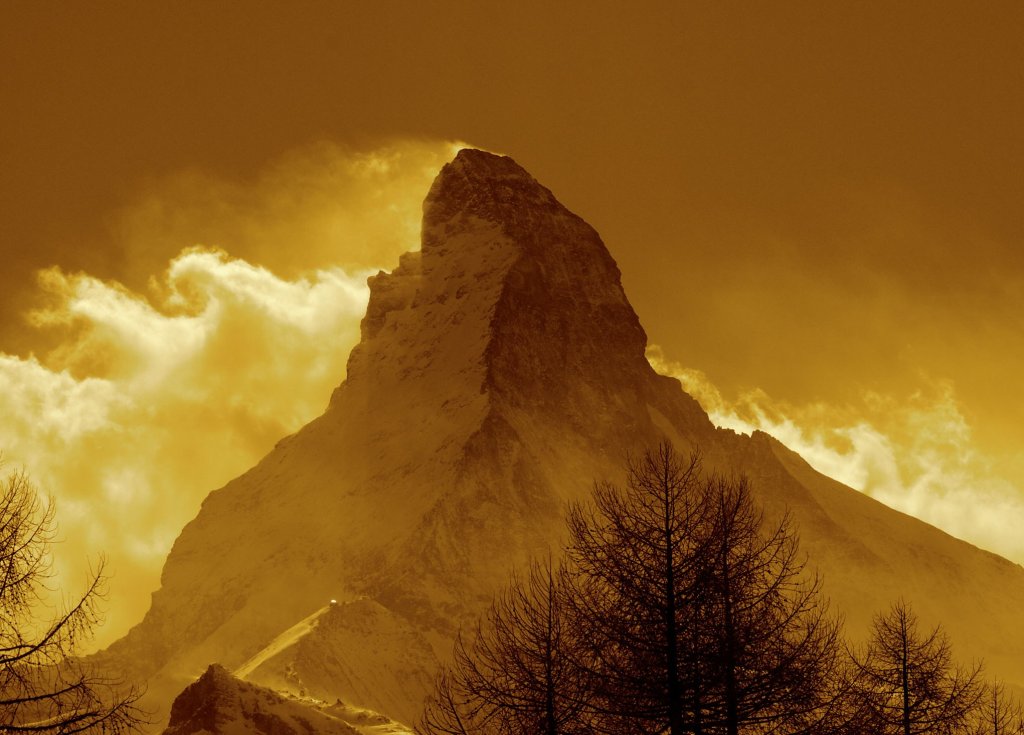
[163,664,358,735]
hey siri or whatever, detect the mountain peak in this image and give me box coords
[422,148,563,246]
[447,147,533,179]
[342,147,655,423]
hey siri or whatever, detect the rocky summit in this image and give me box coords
[105,149,1024,728]
[162,664,364,735]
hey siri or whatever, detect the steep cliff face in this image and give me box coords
[108,150,1024,725]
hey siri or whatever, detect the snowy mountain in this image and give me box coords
[162,663,408,735]
[104,149,1024,728]
[237,599,435,726]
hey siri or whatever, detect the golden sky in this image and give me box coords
[1,2,1022,647]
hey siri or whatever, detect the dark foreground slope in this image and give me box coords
[163,664,360,735]
[105,150,1024,725]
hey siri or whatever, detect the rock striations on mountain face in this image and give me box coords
[107,149,1024,727]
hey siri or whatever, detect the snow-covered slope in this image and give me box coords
[240,598,435,726]
[104,149,1024,726]
[163,664,410,735]
[233,606,331,681]
[162,664,357,735]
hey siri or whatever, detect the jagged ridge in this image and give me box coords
[163,664,358,735]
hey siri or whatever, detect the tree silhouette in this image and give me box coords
[565,444,711,735]
[970,680,1024,735]
[419,557,592,735]
[421,443,894,735]
[566,443,844,735]
[703,474,844,735]
[0,464,145,734]
[849,600,983,735]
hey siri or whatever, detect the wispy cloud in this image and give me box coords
[648,345,1024,565]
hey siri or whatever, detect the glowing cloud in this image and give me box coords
[0,251,369,647]
[648,345,1024,565]
[0,140,465,649]
[111,139,468,282]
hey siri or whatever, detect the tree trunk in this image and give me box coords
[665,481,684,735]
[545,562,558,735]
[722,521,739,735]
[902,614,911,735]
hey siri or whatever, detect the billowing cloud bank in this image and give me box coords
[0,140,463,648]
[1,251,369,645]
[648,346,1024,565]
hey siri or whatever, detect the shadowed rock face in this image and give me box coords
[108,149,1024,726]
[163,664,358,735]
[344,149,704,434]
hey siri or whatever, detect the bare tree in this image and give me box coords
[0,464,145,734]
[424,443,851,734]
[565,443,845,735]
[849,600,983,735]
[704,474,845,735]
[565,443,711,735]
[420,557,592,735]
[419,668,479,735]
[970,681,1024,735]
